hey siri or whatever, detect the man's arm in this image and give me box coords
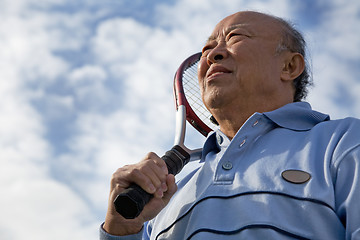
[102,152,177,237]
[334,146,360,239]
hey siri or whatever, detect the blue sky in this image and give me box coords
[1,0,360,239]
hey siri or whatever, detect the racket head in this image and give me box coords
[174,52,218,137]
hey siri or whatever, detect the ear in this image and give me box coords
[280,52,305,82]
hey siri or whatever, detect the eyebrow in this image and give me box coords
[206,23,252,43]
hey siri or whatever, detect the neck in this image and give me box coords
[212,100,292,139]
[218,116,250,140]
[213,110,249,140]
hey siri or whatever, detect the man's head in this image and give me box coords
[198,11,309,133]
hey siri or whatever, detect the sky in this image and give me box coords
[0,0,359,239]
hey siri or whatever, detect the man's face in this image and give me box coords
[198,11,289,115]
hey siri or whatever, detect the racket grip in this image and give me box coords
[113,145,190,219]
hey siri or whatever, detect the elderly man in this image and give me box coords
[100,11,360,239]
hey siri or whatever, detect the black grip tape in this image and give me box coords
[113,145,190,219]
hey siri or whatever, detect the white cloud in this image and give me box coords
[0,177,98,240]
[0,59,98,240]
[0,1,99,239]
[305,1,360,119]
[69,65,107,85]
[92,18,149,64]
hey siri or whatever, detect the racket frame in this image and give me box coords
[173,52,213,138]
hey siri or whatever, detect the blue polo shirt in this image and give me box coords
[100,102,360,240]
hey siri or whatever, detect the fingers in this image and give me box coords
[139,173,177,222]
[110,152,168,198]
[133,152,168,196]
[162,174,177,202]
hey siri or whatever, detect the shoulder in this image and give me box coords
[314,117,360,166]
[315,117,360,137]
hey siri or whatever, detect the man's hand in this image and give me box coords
[103,152,177,236]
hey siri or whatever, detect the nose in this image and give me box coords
[207,43,227,65]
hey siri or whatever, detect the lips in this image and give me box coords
[206,65,232,79]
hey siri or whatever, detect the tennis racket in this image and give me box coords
[113,52,218,219]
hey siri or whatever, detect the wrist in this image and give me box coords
[103,218,143,236]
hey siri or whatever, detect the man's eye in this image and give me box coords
[227,33,245,41]
[227,30,252,42]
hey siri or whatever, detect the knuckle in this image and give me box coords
[111,165,130,178]
[152,178,162,188]
[144,152,157,160]
[128,168,141,178]
[110,168,123,184]
[155,157,166,166]
[110,173,118,186]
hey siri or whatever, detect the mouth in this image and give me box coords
[206,65,232,80]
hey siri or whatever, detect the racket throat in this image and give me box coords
[174,105,202,161]
[174,105,187,146]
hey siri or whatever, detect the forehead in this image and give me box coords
[209,11,282,40]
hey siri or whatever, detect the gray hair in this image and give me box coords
[274,16,312,102]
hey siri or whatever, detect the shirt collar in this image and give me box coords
[200,102,330,162]
[263,102,330,131]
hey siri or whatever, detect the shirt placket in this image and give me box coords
[213,115,269,184]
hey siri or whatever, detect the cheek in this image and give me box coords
[197,58,208,83]
[197,59,207,103]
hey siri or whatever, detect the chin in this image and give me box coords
[204,96,227,110]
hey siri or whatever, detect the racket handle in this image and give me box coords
[113,145,190,219]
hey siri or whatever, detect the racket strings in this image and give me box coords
[182,62,218,130]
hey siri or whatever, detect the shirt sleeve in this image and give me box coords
[334,146,360,240]
[99,223,144,240]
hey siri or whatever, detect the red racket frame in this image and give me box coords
[173,52,213,137]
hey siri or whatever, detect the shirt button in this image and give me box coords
[239,139,246,147]
[222,161,233,170]
[252,120,259,127]
[216,135,223,144]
